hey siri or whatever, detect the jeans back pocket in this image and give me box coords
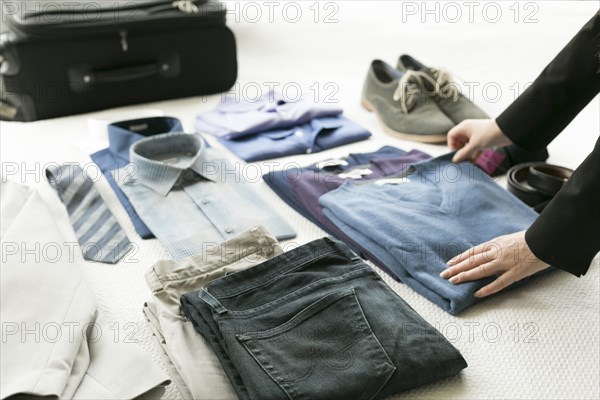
[236,288,395,400]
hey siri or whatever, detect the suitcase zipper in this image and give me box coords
[15,0,205,18]
[119,30,129,52]
[5,0,224,40]
[172,1,200,14]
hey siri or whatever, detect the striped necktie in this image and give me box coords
[46,164,131,264]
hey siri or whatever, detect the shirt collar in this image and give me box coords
[309,117,344,131]
[370,149,433,176]
[130,133,215,196]
[108,117,183,160]
[306,117,345,148]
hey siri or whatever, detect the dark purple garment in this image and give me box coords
[289,149,431,276]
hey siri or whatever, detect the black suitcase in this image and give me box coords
[0,0,237,121]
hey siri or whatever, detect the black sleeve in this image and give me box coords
[495,12,600,151]
[495,12,600,276]
[525,136,600,276]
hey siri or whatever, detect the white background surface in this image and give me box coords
[1,1,599,399]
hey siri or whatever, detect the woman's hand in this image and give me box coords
[440,231,551,298]
[448,119,513,163]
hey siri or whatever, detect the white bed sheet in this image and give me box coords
[1,2,599,399]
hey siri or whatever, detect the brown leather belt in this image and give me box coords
[507,162,573,213]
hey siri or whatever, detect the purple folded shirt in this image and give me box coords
[195,90,343,139]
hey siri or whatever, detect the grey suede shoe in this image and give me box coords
[361,60,454,143]
[396,55,489,123]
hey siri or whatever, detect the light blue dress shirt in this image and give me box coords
[114,133,296,259]
[195,90,343,139]
[90,116,183,239]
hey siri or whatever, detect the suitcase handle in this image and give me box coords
[68,52,180,91]
[96,63,158,83]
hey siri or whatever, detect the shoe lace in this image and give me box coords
[396,68,461,106]
[393,70,421,114]
[430,68,460,101]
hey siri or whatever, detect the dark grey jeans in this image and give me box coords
[181,237,467,400]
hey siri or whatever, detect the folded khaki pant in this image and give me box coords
[144,226,282,399]
[1,180,170,399]
[143,301,194,400]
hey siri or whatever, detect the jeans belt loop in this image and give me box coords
[198,287,228,315]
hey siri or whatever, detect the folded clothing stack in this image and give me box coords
[180,236,467,400]
[264,150,553,314]
[263,145,431,273]
[195,90,371,161]
[318,153,551,314]
[143,226,283,399]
